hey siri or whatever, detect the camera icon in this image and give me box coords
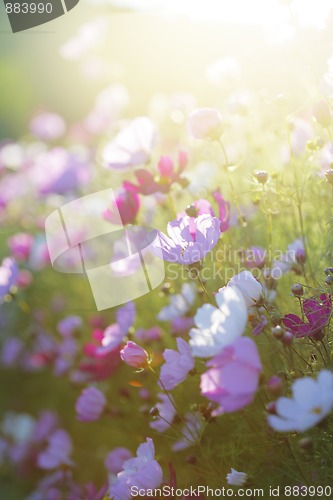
[45,189,165,310]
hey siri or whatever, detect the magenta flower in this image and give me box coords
[152,214,221,264]
[120,341,149,369]
[109,438,163,500]
[200,337,262,415]
[104,182,140,225]
[37,429,73,469]
[75,386,107,421]
[0,257,19,301]
[212,190,230,232]
[160,338,195,391]
[282,294,332,339]
[105,447,133,475]
[7,233,34,262]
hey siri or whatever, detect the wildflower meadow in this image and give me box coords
[1,1,333,498]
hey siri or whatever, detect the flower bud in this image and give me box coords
[272,325,284,339]
[282,330,294,345]
[120,341,149,369]
[295,248,306,264]
[291,283,304,297]
[298,437,313,451]
[267,376,283,396]
[266,401,277,414]
[255,170,268,184]
[326,275,333,286]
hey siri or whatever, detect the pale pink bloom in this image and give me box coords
[37,429,73,469]
[120,341,149,369]
[187,108,223,140]
[30,113,66,141]
[226,270,262,308]
[75,386,106,421]
[103,117,156,171]
[200,337,262,415]
[109,438,163,500]
[160,338,195,391]
[7,233,34,262]
[149,393,176,432]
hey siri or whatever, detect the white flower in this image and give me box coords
[187,108,223,140]
[226,468,248,486]
[226,270,262,308]
[158,283,196,321]
[189,286,247,358]
[268,370,333,432]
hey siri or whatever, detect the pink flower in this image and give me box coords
[7,233,34,262]
[200,337,262,415]
[160,338,195,391]
[30,112,66,141]
[109,438,163,500]
[103,183,140,225]
[212,190,230,232]
[187,108,223,140]
[152,214,221,264]
[103,116,156,171]
[282,294,332,339]
[75,386,107,421]
[120,341,149,369]
[105,447,133,474]
[37,429,73,469]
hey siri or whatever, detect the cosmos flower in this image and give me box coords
[103,182,140,225]
[7,233,34,262]
[105,447,133,475]
[152,214,221,265]
[282,294,332,339]
[103,117,156,171]
[189,286,247,358]
[172,413,202,451]
[37,429,73,469]
[268,370,333,432]
[200,337,262,415]
[187,108,223,140]
[158,283,196,321]
[120,341,149,369]
[29,112,66,141]
[75,386,107,422]
[226,468,248,486]
[109,438,163,500]
[149,393,176,432]
[225,270,262,308]
[160,338,195,391]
